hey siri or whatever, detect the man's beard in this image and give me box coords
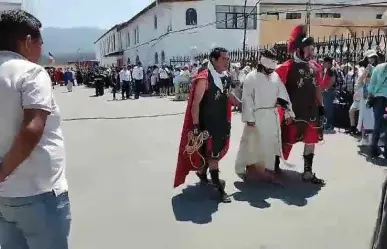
[298,50,312,61]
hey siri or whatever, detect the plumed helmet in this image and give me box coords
[287,25,314,53]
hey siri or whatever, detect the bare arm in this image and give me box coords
[0,109,48,179]
[191,79,207,124]
[228,92,241,107]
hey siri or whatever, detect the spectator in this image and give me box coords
[367,51,387,157]
[345,65,361,135]
[119,66,132,100]
[322,56,337,131]
[0,10,70,249]
[357,52,378,146]
[132,62,144,99]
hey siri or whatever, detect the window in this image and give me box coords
[266,11,279,20]
[127,32,130,47]
[315,13,341,18]
[186,8,197,25]
[161,51,165,64]
[155,52,159,64]
[113,34,116,51]
[215,5,257,30]
[286,13,301,19]
[154,15,158,29]
[377,14,383,19]
[134,26,140,44]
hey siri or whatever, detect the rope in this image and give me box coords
[285,118,327,146]
[184,130,210,170]
[253,106,326,145]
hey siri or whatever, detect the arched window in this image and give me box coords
[186,8,197,26]
[136,55,140,64]
[161,51,166,64]
[154,52,159,64]
[154,15,158,29]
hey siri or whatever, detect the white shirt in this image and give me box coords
[0,51,68,197]
[159,68,169,79]
[132,66,144,80]
[119,69,132,82]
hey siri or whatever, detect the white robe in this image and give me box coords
[235,70,292,176]
[356,68,374,131]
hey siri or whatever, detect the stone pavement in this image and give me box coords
[56,86,386,249]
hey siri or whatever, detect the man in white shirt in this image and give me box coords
[0,10,70,249]
[119,65,132,99]
[132,62,144,99]
[159,64,170,96]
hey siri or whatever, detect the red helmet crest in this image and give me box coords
[287,25,313,53]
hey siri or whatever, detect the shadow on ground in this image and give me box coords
[233,169,323,209]
[358,145,387,167]
[171,184,220,224]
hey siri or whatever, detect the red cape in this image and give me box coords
[275,59,330,159]
[173,69,232,188]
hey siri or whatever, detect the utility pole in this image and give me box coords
[242,0,248,67]
[305,0,311,35]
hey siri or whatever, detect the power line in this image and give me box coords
[119,0,387,52]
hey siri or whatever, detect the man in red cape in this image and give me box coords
[272,25,330,185]
[173,47,240,203]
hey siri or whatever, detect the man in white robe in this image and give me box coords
[235,52,292,183]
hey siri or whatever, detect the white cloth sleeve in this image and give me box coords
[272,72,295,119]
[21,67,53,112]
[241,75,255,123]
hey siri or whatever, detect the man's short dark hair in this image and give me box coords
[210,47,228,60]
[0,10,42,52]
[323,57,333,63]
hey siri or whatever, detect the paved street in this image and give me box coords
[56,86,386,249]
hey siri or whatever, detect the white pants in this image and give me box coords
[67,81,73,91]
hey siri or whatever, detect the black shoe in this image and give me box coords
[209,169,231,203]
[196,172,209,184]
[303,154,325,186]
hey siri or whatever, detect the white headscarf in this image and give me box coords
[207,62,227,93]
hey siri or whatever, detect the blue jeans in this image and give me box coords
[372,97,387,152]
[323,90,336,129]
[0,191,71,249]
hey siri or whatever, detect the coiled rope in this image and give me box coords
[184,130,210,170]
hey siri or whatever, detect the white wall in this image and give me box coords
[0,1,21,12]
[95,28,121,67]
[122,0,259,68]
[96,0,260,68]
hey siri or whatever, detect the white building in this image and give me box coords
[94,0,260,67]
[0,0,22,12]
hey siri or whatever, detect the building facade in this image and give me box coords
[95,0,260,67]
[259,0,387,45]
[0,0,22,12]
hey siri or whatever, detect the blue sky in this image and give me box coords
[35,0,153,29]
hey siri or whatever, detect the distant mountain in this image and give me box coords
[40,27,106,65]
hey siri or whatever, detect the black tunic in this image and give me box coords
[199,71,231,158]
[286,61,319,122]
[286,61,320,139]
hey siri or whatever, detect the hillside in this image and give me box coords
[40,27,106,65]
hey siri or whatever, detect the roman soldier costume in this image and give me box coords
[174,62,233,202]
[273,25,330,184]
